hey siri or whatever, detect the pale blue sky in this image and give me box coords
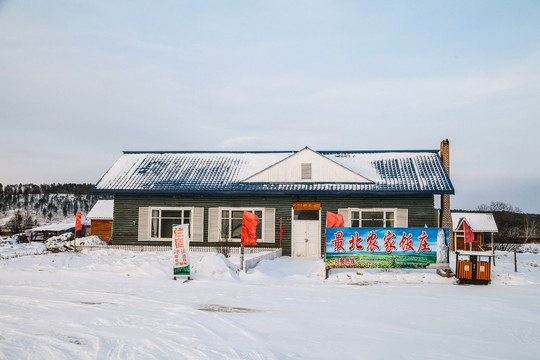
[1,0,539,213]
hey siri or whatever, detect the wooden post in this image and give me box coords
[240,245,244,271]
[514,248,517,272]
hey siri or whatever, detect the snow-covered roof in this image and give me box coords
[28,222,76,232]
[452,212,498,232]
[86,200,114,220]
[94,148,454,195]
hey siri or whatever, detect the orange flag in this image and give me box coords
[464,220,474,244]
[75,211,82,231]
[326,211,344,228]
[241,211,259,246]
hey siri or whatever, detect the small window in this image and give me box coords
[294,210,319,220]
[350,209,396,227]
[220,208,263,242]
[301,163,312,179]
[150,208,191,239]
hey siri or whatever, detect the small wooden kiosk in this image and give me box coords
[87,199,114,243]
[452,212,498,251]
[455,251,492,284]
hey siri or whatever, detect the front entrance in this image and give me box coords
[292,209,321,257]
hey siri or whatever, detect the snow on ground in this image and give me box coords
[0,240,539,359]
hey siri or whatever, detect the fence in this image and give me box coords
[79,244,281,255]
[244,248,282,271]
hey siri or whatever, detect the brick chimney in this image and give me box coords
[439,139,454,251]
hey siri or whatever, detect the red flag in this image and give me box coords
[75,211,82,232]
[280,218,283,243]
[241,211,259,246]
[326,211,344,228]
[464,220,474,244]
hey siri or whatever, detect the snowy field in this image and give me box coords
[1,240,540,359]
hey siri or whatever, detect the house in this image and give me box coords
[86,199,114,243]
[451,212,498,251]
[93,142,454,257]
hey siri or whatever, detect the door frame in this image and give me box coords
[291,208,322,257]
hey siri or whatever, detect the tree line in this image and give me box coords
[0,183,100,234]
[474,201,540,245]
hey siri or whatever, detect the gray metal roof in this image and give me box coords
[94,149,454,195]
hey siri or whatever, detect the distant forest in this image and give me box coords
[0,183,100,234]
[458,201,540,245]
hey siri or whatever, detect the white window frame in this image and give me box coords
[219,207,264,243]
[149,207,193,240]
[348,208,397,228]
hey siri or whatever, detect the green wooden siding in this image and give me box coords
[112,193,436,256]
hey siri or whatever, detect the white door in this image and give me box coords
[292,210,321,257]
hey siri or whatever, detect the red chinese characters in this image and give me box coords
[399,232,415,252]
[417,231,431,253]
[383,230,397,254]
[348,232,363,251]
[366,231,380,253]
[331,231,346,253]
[335,257,357,266]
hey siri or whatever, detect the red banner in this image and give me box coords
[241,211,259,246]
[464,221,475,244]
[75,212,82,231]
[326,211,344,228]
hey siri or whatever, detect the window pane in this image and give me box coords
[232,211,244,219]
[151,218,159,237]
[152,210,159,217]
[385,212,394,227]
[222,210,229,218]
[221,218,229,239]
[161,210,182,218]
[362,219,384,227]
[294,210,319,220]
[183,210,190,219]
[231,219,242,238]
[255,223,262,239]
[362,211,384,221]
[351,219,360,227]
[160,218,180,238]
[351,211,359,220]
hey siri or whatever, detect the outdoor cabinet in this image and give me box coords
[456,251,492,284]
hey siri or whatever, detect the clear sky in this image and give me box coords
[1,0,539,213]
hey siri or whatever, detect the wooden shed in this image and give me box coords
[451,212,498,251]
[87,199,114,243]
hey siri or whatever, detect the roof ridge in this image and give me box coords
[122,150,440,154]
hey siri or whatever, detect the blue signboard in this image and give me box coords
[325,227,449,269]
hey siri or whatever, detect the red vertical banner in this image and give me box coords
[280,218,283,244]
[464,221,475,244]
[75,212,82,231]
[241,211,259,246]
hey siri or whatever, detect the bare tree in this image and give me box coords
[477,201,522,213]
[524,216,539,243]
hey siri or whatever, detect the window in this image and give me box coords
[350,209,395,227]
[150,208,191,239]
[301,163,312,179]
[294,210,319,220]
[220,208,263,242]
